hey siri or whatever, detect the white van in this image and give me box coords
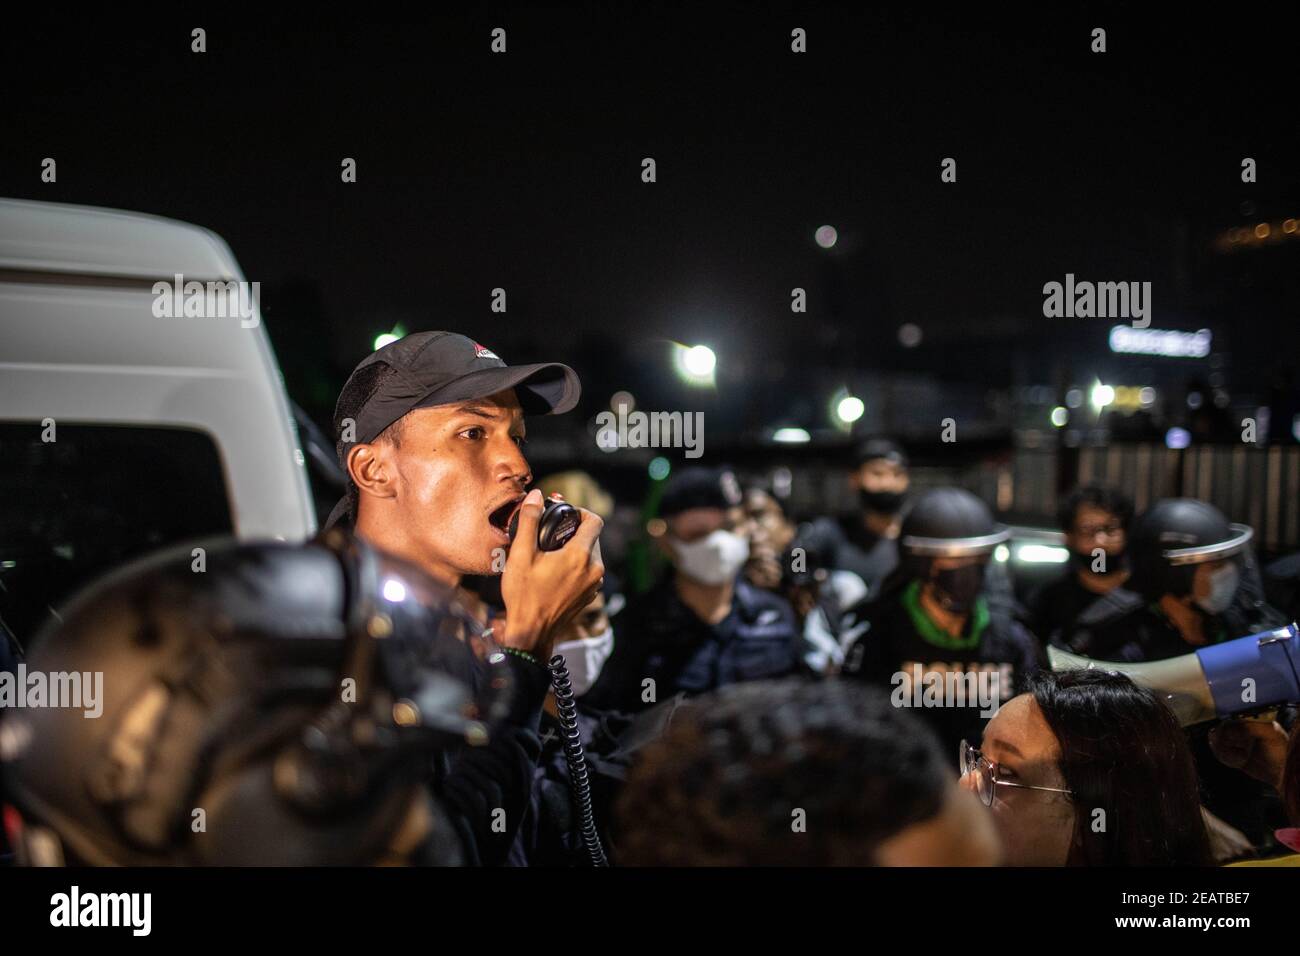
[0,198,316,647]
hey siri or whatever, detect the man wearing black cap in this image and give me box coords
[327,331,605,864]
[584,466,800,713]
[800,437,910,602]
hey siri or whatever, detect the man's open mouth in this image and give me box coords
[487,495,525,542]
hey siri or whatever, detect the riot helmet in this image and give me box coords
[0,530,509,865]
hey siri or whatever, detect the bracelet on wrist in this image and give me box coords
[499,646,544,669]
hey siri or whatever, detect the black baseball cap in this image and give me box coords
[659,467,744,518]
[324,331,580,528]
[852,437,908,469]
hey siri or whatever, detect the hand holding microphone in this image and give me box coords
[498,489,604,661]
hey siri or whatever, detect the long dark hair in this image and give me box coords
[1029,669,1212,866]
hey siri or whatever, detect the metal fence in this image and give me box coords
[1008,444,1300,556]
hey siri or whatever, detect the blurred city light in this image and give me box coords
[814,225,838,249]
[1109,325,1211,358]
[1165,427,1192,449]
[648,456,671,480]
[610,390,636,412]
[993,544,1010,563]
[1050,406,1068,427]
[1065,388,1084,409]
[836,395,865,424]
[898,323,923,348]
[673,343,717,385]
[1017,544,1070,564]
[772,427,811,443]
[382,578,407,602]
[1090,383,1115,409]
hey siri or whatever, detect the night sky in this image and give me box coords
[4,7,1298,441]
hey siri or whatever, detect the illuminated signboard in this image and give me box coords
[1108,326,1211,358]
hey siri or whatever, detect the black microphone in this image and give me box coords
[507,495,581,551]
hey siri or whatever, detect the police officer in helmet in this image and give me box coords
[1060,498,1285,663]
[0,533,521,866]
[841,487,1042,756]
[1058,498,1290,850]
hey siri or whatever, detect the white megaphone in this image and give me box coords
[1048,622,1300,726]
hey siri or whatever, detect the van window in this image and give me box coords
[0,423,232,652]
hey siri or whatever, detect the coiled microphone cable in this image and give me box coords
[548,654,609,867]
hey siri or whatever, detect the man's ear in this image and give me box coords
[347,442,397,502]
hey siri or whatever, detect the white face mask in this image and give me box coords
[553,627,614,697]
[1195,563,1240,616]
[671,529,750,586]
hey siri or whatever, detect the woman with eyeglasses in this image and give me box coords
[961,668,1212,866]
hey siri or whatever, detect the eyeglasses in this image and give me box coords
[958,740,1074,807]
[1075,522,1124,539]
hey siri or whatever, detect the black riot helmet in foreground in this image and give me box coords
[899,488,1009,566]
[1126,498,1253,602]
[895,488,1009,613]
[0,530,511,866]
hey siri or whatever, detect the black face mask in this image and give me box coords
[860,488,906,515]
[930,564,985,614]
[1068,549,1125,576]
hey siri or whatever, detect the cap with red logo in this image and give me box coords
[325,331,580,528]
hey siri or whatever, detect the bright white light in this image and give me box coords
[1050,406,1069,427]
[1016,545,1070,564]
[836,395,865,424]
[374,333,400,350]
[382,578,407,603]
[683,345,715,376]
[1091,384,1115,409]
[772,427,811,443]
[815,225,838,249]
[1109,326,1212,359]
[1165,427,1192,449]
[674,343,717,385]
[994,545,1010,563]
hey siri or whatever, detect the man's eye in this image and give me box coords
[459,427,485,440]
[513,435,528,448]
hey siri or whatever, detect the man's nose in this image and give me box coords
[493,438,531,485]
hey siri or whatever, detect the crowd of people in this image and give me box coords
[3,330,1298,867]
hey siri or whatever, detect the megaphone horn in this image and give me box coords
[1048,622,1300,727]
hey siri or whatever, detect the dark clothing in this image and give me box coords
[1057,589,1287,664]
[802,515,899,600]
[507,704,631,867]
[585,575,800,712]
[1026,573,1133,647]
[841,581,1043,756]
[508,694,694,866]
[436,653,550,866]
[1263,551,1300,624]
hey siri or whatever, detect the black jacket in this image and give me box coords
[584,575,800,713]
[841,582,1043,755]
[435,653,550,866]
